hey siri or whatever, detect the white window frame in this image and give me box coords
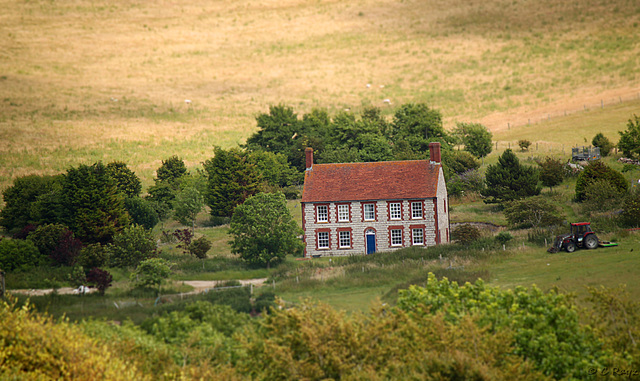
[412,228,424,245]
[389,202,402,220]
[317,232,329,249]
[339,231,351,248]
[411,202,423,219]
[363,203,375,221]
[391,229,403,246]
[317,205,328,223]
[337,204,350,222]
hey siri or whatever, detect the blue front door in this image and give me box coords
[366,234,376,254]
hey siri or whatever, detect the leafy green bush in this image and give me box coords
[575,160,628,201]
[189,236,212,259]
[494,231,513,245]
[130,258,172,294]
[447,169,484,197]
[451,224,481,245]
[0,239,43,272]
[397,274,607,379]
[0,299,144,380]
[76,243,109,269]
[108,224,158,268]
[26,223,70,258]
[124,197,159,230]
[582,179,625,213]
[504,196,565,228]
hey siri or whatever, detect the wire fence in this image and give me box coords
[501,90,640,132]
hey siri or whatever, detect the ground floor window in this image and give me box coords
[412,228,424,245]
[391,229,403,246]
[339,231,351,248]
[318,232,329,249]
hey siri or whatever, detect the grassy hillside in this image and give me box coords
[1,0,639,193]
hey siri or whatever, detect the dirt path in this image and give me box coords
[8,278,268,297]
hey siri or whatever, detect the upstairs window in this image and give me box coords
[316,205,328,223]
[363,203,375,221]
[337,204,350,222]
[389,202,402,220]
[411,202,423,219]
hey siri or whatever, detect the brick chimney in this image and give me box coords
[305,147,314,170]
[429,142,441,164]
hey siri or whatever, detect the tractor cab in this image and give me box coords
[571,222,593,245]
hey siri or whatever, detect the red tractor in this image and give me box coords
[548,222,615,253]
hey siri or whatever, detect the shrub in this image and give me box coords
[451,224,481,245]
[575,160,628,201]
[189,237,212,259]
[620,191,640,227]
[397,275,607,379]
[130,258,172,293]
[0,239,43,272]
[518,139,531,151]
[592,133,614,157]
[49,230,83,267]
[447,169,484,197]
[86,268,113,295]
[0,299,144,379]
[108,225,158,268]
[504,196,565,229]
[495,231,513,245]
[124,197,159,230]
[27,223,70,258]
[582,179,625,213]
[76,243,109,269]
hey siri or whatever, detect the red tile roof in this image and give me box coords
[301,160,442,203]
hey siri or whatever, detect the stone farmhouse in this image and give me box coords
[301,143,450,257]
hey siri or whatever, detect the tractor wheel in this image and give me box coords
[565,241,576,253]
[584,234,598,249]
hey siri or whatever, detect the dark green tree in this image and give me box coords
[481,149,541,203]
[173,186,204,231]
[106,161,142,198]
[124,197,159,230]
[60,163,130,244]
[537,156,565,191]
[441,150,480,181]
[156,155,187,186]
[229,192,303,268]
[618,115,640,159]
[621,191,640,227]
[245,105,300,156]
[249,151,303,188]
[0,174,62,233]
[575,160,628,201]
[390,103,450,153]
[453,122,493,159]
[204,147,261,218]
[591,133,614,157]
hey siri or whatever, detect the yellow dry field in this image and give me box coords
[1,0,639,191]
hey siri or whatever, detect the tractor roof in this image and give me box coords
[571,222,591,226]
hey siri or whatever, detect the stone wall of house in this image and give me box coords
[302,199,439,257]
[436,167,450,243]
